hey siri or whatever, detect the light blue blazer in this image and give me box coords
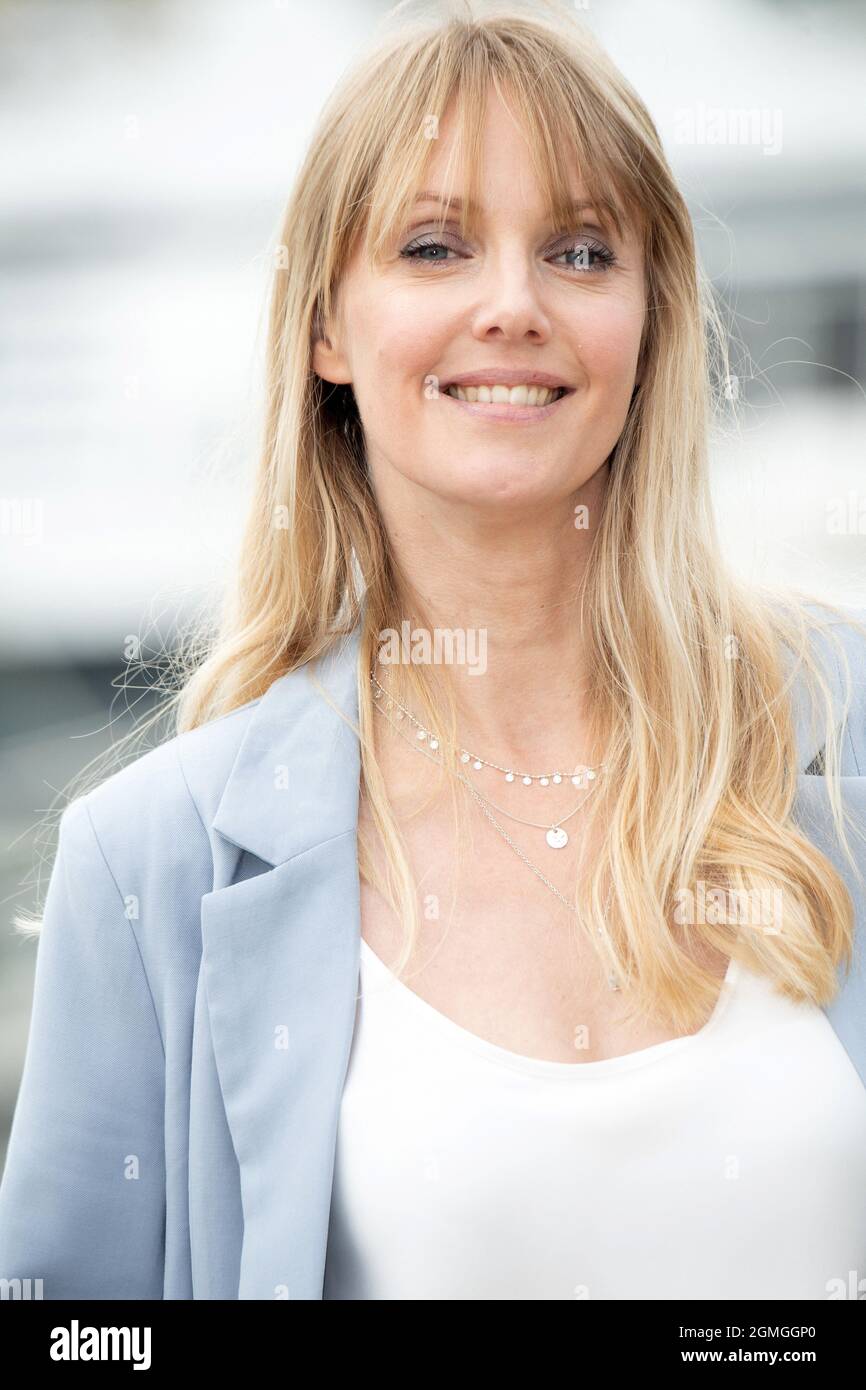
[1,609,866,1300]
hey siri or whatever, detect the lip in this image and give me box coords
[443,368,573,390]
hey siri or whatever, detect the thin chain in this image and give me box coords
[378,689,594,828]
[460,780,621,991]
[371,672,600,830]
[371,670,606,785]
[462,776,598,833]
[373,696,621,988]
[461,776,606,915]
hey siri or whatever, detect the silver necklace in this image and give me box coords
[373,698,621,990]
[462,776,621,992]
[459,777,598,844]
[371,672,606,790]
[371,673,604,849]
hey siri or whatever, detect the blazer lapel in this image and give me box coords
[200,625,364,1299]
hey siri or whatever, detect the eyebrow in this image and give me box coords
[411,191,618,233]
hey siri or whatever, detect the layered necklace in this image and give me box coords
[370,671,606,851]
[370,670,620,990]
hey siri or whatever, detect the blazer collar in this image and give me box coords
[209,611,839,872]
[211,623,364,867]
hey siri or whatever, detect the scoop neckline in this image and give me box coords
[358,937,740,1080]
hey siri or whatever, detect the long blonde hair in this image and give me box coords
[22,0,866,1032]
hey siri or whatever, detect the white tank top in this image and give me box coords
[323,938,866,1300]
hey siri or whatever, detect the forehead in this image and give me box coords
[379,79,642,254]
[426,116,587,214]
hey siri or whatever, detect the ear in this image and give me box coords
[312,325,353,386]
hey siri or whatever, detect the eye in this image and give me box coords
[399,235,461,265]
[547,236,617,273]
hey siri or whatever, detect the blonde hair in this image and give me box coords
[20,0,866,1033]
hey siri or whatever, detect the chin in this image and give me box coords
[423,456,571,512]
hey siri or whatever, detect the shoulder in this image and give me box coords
[65,692,265,879]
[799,600,866,775]
[59,626,362,879]
[44,689,279,988]
[767,597,866,776]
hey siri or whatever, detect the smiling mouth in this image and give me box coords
[444,383,569,406]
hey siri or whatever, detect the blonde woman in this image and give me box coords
[1,2,866,1303]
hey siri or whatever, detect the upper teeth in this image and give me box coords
[445,384,562,405]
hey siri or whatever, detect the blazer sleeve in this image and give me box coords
[0,797,166,1299]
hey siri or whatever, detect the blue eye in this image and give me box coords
[400,237,458,263]
[549,238,617,272]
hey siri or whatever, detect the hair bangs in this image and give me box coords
[356,18,646,272]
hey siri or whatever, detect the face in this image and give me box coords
[313,85,646,518]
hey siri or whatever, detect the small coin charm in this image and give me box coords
[546,827,569,849]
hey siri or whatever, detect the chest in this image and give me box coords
[358,793,729,1065]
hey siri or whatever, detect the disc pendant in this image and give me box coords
[546,827,569,849]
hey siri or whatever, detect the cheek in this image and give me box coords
[356,291,445,392]
[574,298,644,389]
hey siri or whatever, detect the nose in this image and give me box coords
[469,250,552,344]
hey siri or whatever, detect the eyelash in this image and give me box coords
[399,234,618,273]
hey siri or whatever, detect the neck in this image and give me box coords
[370,463,609,771]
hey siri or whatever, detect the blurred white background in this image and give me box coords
[1,0,865,1158]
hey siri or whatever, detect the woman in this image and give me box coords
[1,1,866,1302]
